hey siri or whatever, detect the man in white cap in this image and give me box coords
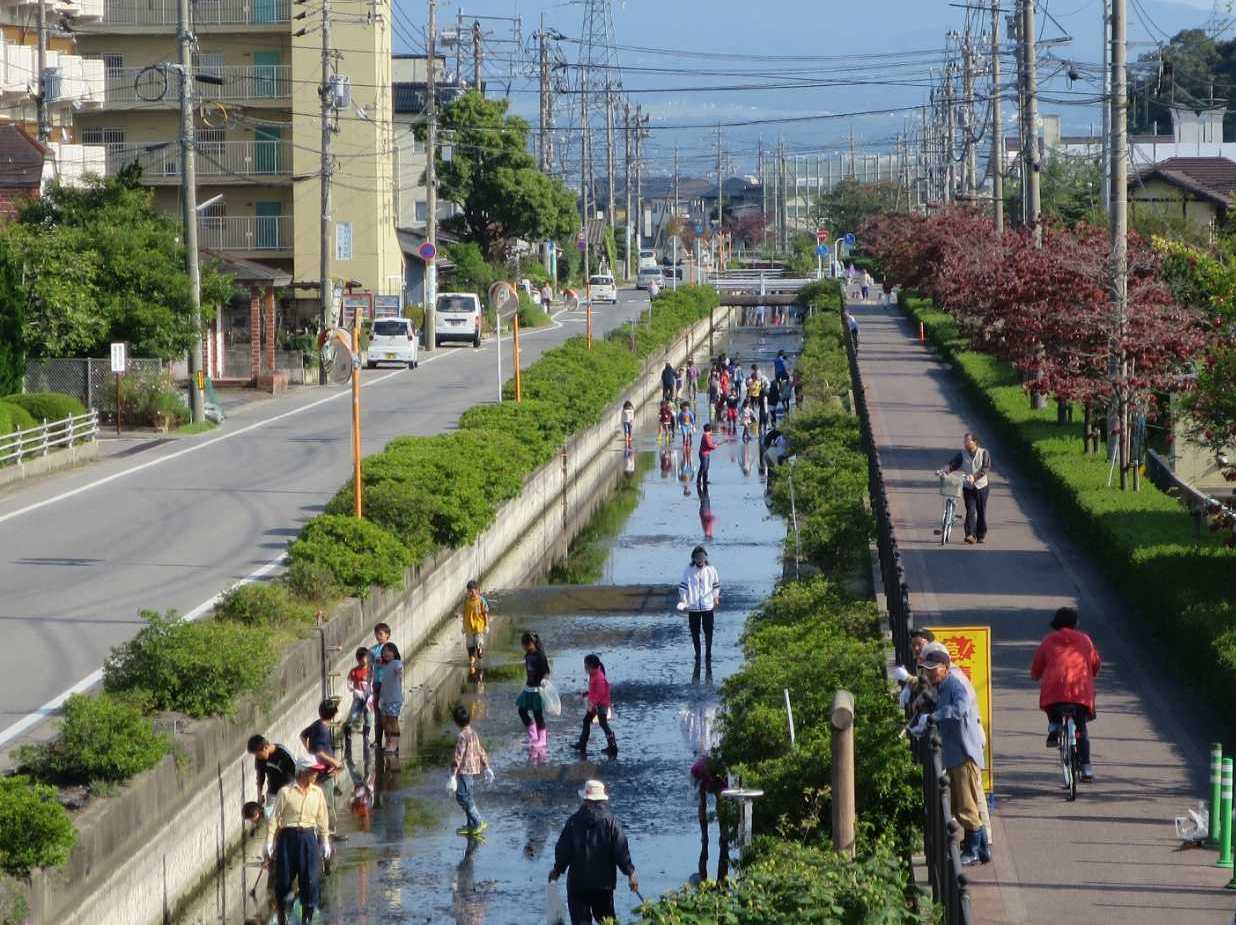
[917,641,990,867]
[549,779,638,924]
[263,755,331,924]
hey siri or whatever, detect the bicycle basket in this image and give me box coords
[939,473,965,498]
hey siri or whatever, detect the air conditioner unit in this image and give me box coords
[328,74,350,110]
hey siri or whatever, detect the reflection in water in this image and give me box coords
[451,837,486,925]
[697,489,714,540]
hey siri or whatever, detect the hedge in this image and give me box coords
[901,292,1236,715]
[1,391,87,423]
[0,777,77,877]
[17,693,170,785]
[0,401,36,436]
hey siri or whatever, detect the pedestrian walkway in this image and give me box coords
[852,299,1233,923]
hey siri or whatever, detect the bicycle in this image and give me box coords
[1056,705,1082,801]
[937,472,965,545]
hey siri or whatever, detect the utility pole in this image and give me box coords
[424,0,438,352]
[472,20,482,90]
[991,0,1004,233]
[605,88,616,242]
[1101,0,1112,212]
[36,0,49,143]
[537,18,549,171]
[944,58,955,204]
[963,36,977,196]
[1021,0,1042,246]
[1110,0,1129,487]
[716,123,723,234]
[633,104,644,258]
[623,101,632,280]
[581,77,590,293]
[177,0,204,421]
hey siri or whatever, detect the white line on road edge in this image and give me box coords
[0,553,289,748]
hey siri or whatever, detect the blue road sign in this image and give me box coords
[844,233,856,246]
[816,244,829,256]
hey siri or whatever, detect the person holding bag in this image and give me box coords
[518,632,552,748]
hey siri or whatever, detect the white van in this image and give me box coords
[366,317,419,369]
[435,292,483,347]
[636,265,662,290]
[638,248,657,270]
[588,274,618,304]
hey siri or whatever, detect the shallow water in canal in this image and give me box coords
[181,323,800,925]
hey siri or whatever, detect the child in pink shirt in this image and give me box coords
[570,654,617,757]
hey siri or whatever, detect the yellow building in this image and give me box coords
[74,0,401,311]
[1129,157,1236,243]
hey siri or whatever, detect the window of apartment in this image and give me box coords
[192,52,225,79]
[414,200,427,223]
[94,54,123,74]
[335,222,352,261]
[82,127,126,145]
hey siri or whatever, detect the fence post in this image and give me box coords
[1210,743,1224,848]
[830,689,856,857]
[41,418,49,456]
[1219,758,1234,868]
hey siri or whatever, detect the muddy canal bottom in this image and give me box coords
[193,326,798,925]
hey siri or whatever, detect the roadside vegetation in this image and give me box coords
[637,281,923,922]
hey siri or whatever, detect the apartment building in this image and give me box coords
[0,0,108,187]
[74,0,401,309]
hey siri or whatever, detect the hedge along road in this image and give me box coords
[0,290,649,755]
[851,298,1232,923]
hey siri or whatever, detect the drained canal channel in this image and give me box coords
[177,322,800,925]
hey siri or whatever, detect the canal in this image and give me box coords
[183,322,799,925]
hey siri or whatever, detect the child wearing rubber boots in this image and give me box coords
[571,654,617,757]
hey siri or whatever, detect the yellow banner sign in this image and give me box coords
[926,625,994,792]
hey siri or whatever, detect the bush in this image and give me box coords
[215,581,317,628]
[516,292,551,328]
[0,776,77,876]
[103,610,276,717]
[902,292,1236,715]
[97,367,188,428]
[282,557,342,604]
[636,839,919,924]
[0,400,36,436]
[17,693,169,785]
[1,391,87,423]
[286,514,411,597]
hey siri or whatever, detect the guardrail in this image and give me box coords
[100,139,292,179]
[842,299,972,925]
[103,65,290,104]
[99,0,291,25]
[0,410,99,466]
[197,214,290,251]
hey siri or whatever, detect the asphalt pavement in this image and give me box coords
[852,298,1233,923]
[0,292,648,754]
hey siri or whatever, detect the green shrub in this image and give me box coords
[458,399,574,465]
[103,610,276,717]
[17,693,169,784]
[215,581,316,628]
[97,367,188,428]
[1,391,87,423]
[0,400,36,433]
[282,557,342,605]
[516,292,551,328]
[636,839,919,924]
[0,776,77,876]
[286,514,410,597]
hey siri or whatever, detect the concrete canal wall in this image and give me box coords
[24,306,732,925]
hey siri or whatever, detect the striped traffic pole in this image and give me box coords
[1218,758,1233,869]
[1209,743,1224,849]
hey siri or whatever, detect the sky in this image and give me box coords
[389,0,1225,180]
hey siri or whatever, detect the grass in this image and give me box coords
[547,453,653,584]
[175,421,218,435]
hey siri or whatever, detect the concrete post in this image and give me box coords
[830,689,856,857]
[1209,743,1224,848]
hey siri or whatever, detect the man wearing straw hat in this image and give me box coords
[549,779,639,924]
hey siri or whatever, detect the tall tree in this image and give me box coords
[423,91,578,253]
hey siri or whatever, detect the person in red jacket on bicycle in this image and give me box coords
[1030,606,1101,782]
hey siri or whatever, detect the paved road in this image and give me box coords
[0,293,647,752]
[853,299,1233,924]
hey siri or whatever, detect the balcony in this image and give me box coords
[98,0,289,26]
[198,214,290,251]
[103,64,289,105]
[102,139,292,182]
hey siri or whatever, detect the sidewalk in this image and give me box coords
[852,299,1233,924]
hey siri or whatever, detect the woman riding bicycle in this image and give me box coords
[1030,607,1102,783]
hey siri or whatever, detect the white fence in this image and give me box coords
[0,411,99,466]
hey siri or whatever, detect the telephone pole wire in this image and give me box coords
[178,0,204,421]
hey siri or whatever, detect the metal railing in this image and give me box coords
[103,64,290,104]
[843,299,972,925]
[99,0,290,25]
[197,214,290,251]
[0,411,98,466]
[101,139,291,179]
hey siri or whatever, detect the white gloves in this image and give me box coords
[447,774,458,794]
[322,838,332,861]
[263,843,274,860]
[908,716,929,739]
[676,602,687,611]
[484,768,495,785]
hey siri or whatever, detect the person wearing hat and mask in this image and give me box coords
[549,780,638,924]
[917,641,990,867]
[1031,606,1101,782]
[677,545,721,669]
[263,755,331,924]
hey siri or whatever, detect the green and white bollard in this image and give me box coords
[1218,758,1233,869]
[1210,743,1224,849]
